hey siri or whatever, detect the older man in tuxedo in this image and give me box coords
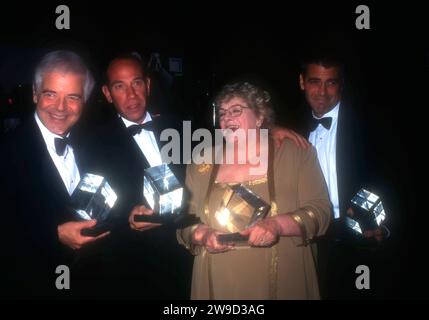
[0,50,108,298]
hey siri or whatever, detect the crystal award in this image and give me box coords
[70,173,117,236]
[215,184,271,244]
[346,188,387,234]
[134,164,186,224]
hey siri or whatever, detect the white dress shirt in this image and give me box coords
[120,113,163,167]
[308,103,340,219]
[34,112,80,195]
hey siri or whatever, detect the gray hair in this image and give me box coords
[214,81,275,129]
[33,50,95,102]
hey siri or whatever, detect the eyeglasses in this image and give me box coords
[217,104,249,120]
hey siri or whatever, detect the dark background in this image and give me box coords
[0,1,426,298]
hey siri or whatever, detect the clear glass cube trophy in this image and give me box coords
[70,173,118,236]
[134,164,188,224]
[346,188,387,235]
[216,184,271,244]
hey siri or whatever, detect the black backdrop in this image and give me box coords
[0,0,426,299]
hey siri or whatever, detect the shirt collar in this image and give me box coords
[34,112,70,155]
[312,102,340,121]
[120,112,152,128]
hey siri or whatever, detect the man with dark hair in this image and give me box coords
[299,55,388,299]
[0,50,108,298]
[299,56,353,223]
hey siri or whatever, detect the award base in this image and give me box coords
[134,213,200,228]
[217,233,249,244]
[81,221,111,237]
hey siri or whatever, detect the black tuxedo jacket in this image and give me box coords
[0,117,90,298]
[305,102,368,219]
[304,102,393,299]
[84,113,192,299]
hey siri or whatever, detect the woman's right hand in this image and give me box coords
[193,224,234,253]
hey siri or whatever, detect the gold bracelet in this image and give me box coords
[303,207,319,238]
[290,213,308,246]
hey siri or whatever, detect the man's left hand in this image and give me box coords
[271,126,310,149]
[347,207,386,243]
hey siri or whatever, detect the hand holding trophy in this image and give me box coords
[70,173,118,237]
[215,184,271,246]
[134,164,199,227]
[345,188,390,244]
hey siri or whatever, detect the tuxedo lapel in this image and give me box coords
[151,114,186,183]
[116,117,151,169]
[335,103,363,215]
[335,106,346,216]
[151,114,163,149]
[71,133,85,175]
[150,114,174,152]
[27,120,71,206]
[151,114,170,164]
[107,117,149,209]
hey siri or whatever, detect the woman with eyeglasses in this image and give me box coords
[177,81,331,299]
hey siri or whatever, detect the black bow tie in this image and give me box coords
[309,117,332,131]
[54,137,73,156]
[127,121,154,136]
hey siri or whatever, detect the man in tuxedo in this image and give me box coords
[299,55,387,299]
[0,50,109,298]
[85,53,193,299]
